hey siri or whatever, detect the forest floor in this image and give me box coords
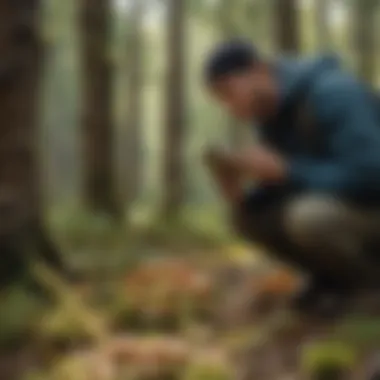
[1,219,380,380]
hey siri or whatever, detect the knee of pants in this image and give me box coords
[231,205,264,243]
[232,206,255,239]
[232,203,287,247]
[283,195,348,248]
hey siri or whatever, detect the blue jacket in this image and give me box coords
[254,55,380,204]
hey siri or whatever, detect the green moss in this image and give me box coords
[0,285,44,345]
[301,341,357,376]
[335,317,380,347]
[46,356,90,380]
[184,362,231,380]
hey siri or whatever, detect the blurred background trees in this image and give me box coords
[124,0,145,218]
[1,0,379,248]
[352,0,378,85]
[162,0,186,221]
[0,0,67,288]
[79,0,118,218]
[39,0,380,228]
[0,1,380,379]
[315,0,331,50]
[274,0,300,53]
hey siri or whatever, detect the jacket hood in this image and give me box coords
[275,55,341,111]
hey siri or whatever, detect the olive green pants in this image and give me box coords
[233,192,380,288]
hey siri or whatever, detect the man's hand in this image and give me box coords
[203,146,235,176]
[203,145,287,203]
[203,147,243,204]
[233,145,287,183]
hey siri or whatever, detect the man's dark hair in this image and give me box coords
[204,39,259,84]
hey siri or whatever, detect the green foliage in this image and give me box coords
[0,286,45,345]
[301,341,357,376]
[38,307,100,345]
[184,362,231,380]
[139,212,232,250]
[23,372,47,380]
[335,316,380,347]
[50,207,126,249]
[37,356,90,380]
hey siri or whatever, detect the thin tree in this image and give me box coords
[315,0,332,51]
[124,0,144,217]
[273,0,300,53]
[0,0,66,288]
[79,0,118,217]
[353,0,378,85]
[162,0,186,221]
[219,0,239,38]
[218,0,246,147]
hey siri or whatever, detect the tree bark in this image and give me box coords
[79,0,118,217]
[273,0,300,54]
[0,0,66,289]
[124,0,144,218]
[352,0,378,85]
[162,0,186,221]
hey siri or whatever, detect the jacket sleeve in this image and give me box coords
[287,72,380,199]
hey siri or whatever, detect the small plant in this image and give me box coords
[301,341,357,380]
[183,361,231,380]
[50,208,125,251]
[0,285,44,346]
[311,365,348,380]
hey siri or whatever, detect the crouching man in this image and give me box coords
[203,40,380,314]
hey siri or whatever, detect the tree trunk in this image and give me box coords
[353,0,378,86]
[162,0,186,221]
[124,0,144,218]
[273,0,300,53]
[79,0,118,217]
[219,0,244,148]
[315,0,331,51]
[0,0,66,289]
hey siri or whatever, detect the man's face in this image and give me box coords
[209,66,276,123]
